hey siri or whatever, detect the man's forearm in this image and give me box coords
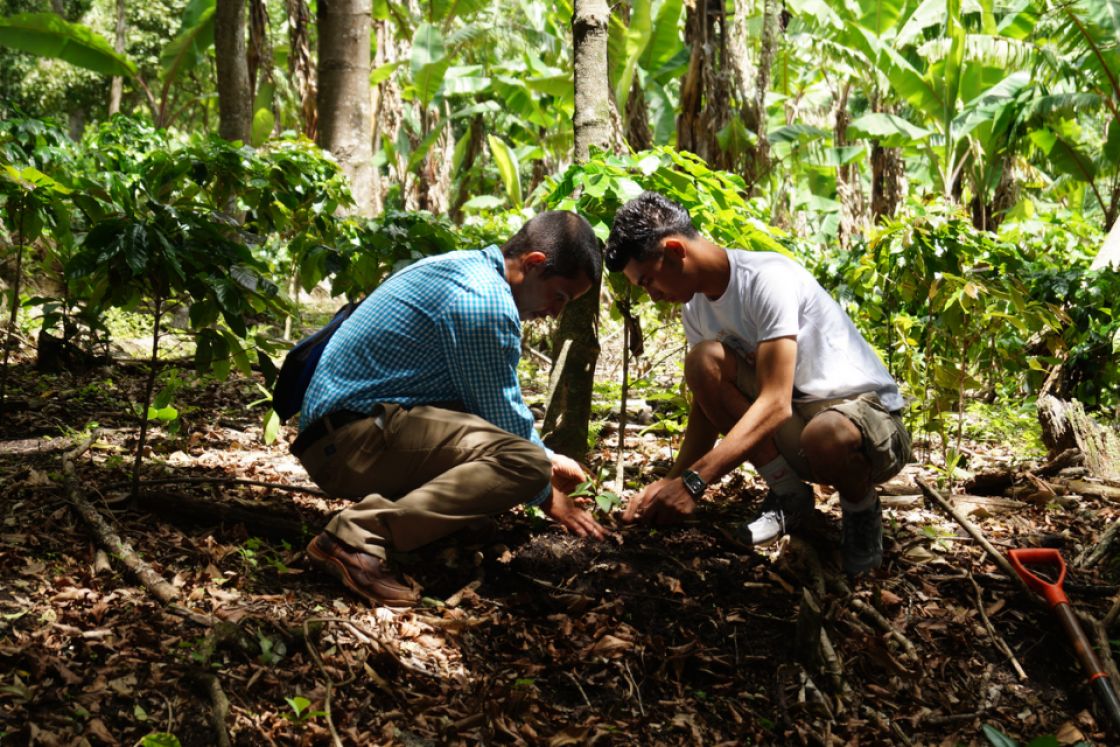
[688,395,791,485]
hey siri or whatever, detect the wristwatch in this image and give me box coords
[681,469,707,499]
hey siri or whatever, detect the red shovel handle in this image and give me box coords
[1007,548,1069,608]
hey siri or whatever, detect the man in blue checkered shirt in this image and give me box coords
[293,211,608,605]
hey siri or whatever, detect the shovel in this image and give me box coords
[1008,547,1120,732]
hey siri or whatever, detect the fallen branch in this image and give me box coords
[916,477,1037,603]
[967,573,1027,680]
[62,435,180,606]
[303,619,354,747]
[190,672,232,747]
[828,576,918,663]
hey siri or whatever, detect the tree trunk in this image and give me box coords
[108,0,125,115]
[317,0,374,216]
[215,0,252,143]
[247,0,272,123]
[572,0,612,162]
[370,16,406,214]
[286,0,317,138]
[834,82,863,249]
[870,99,905,222]
[542,0,612,460]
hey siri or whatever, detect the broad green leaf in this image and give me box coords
[461,195,503,210]
[847,113,933,146]
[487,134,521,207]
[139,735,182,747]
[411,24,450,107]
[370,60,403,86]
[443,65,490,95]
[856,0,905,36]
[251,108,275,147]
[262,409,280,445]
[641,0,684,71]
[160,5,215,83]
[615,0,653,113]
[768,123,830,144]
[0,12,137,77]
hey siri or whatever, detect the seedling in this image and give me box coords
[284,696,325,723]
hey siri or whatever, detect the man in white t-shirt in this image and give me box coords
[606,192,911,577]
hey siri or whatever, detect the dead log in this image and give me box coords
[1037,394,1120,481]
[62,436,181,606]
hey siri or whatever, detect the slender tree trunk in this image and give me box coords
[318,0,374,215]
[247,0,272,120]
[215,0,252,142]
[0,204,25,413]
[371,17,407,213]
[542,0,611,460]
[108,0,126,115]
[286,0,317,138]
[131,295,163,501]
[752,0,778,178]
[572,0,612,162]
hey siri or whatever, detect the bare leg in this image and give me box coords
[683,341,779,468]
[800,411,872,506]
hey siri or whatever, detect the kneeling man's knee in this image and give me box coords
[684,340,736,392]
[500,439,552,497]
[801,411,864,477]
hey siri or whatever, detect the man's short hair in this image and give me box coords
[605,192,698,272]
[502,211,602,282]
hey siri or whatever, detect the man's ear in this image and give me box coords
[521,250,548,270]
[662,236,686,260]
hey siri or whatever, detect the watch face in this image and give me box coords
[683,471,705,497]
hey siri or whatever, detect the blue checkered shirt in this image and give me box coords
[301,245,550,503]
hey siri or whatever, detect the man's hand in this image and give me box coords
[549,453,586,494]
[541,489,608,540]
[623,477,696,525]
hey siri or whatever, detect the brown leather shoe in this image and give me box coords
[306,532,419,607]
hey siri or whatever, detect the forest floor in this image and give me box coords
[1,351,1119,747]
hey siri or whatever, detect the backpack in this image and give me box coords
[272,300,361,423]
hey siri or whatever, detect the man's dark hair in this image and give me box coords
[502,210,602,281]
[605,191,698,272]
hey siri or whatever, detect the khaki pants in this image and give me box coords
[735,356,911,485]
[297,404,551,558]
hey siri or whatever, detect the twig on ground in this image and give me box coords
[917,477,1039,604]
[303,619,355,747]
[967,572,1027,680]
[819,626,849,704]
[565,671,593,709]
[622,659,645,717]
[62,434,179,605]
[191,672,232,747]
[828,577,919,663]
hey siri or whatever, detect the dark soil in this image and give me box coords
[1,360,1117,746]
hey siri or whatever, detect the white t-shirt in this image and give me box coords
[682,250,904,411]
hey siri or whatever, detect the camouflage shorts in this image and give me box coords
[734,354,911,484]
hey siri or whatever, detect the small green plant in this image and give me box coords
[257,633,286,666]
[137,733,182,747]
[283,696,325,723]
[570,467,623,516]
[981,723,1088,746]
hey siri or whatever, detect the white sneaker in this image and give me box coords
[736,491,814,546]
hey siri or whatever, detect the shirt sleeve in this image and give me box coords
[437,287,551,505]
[748,263,801,342]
